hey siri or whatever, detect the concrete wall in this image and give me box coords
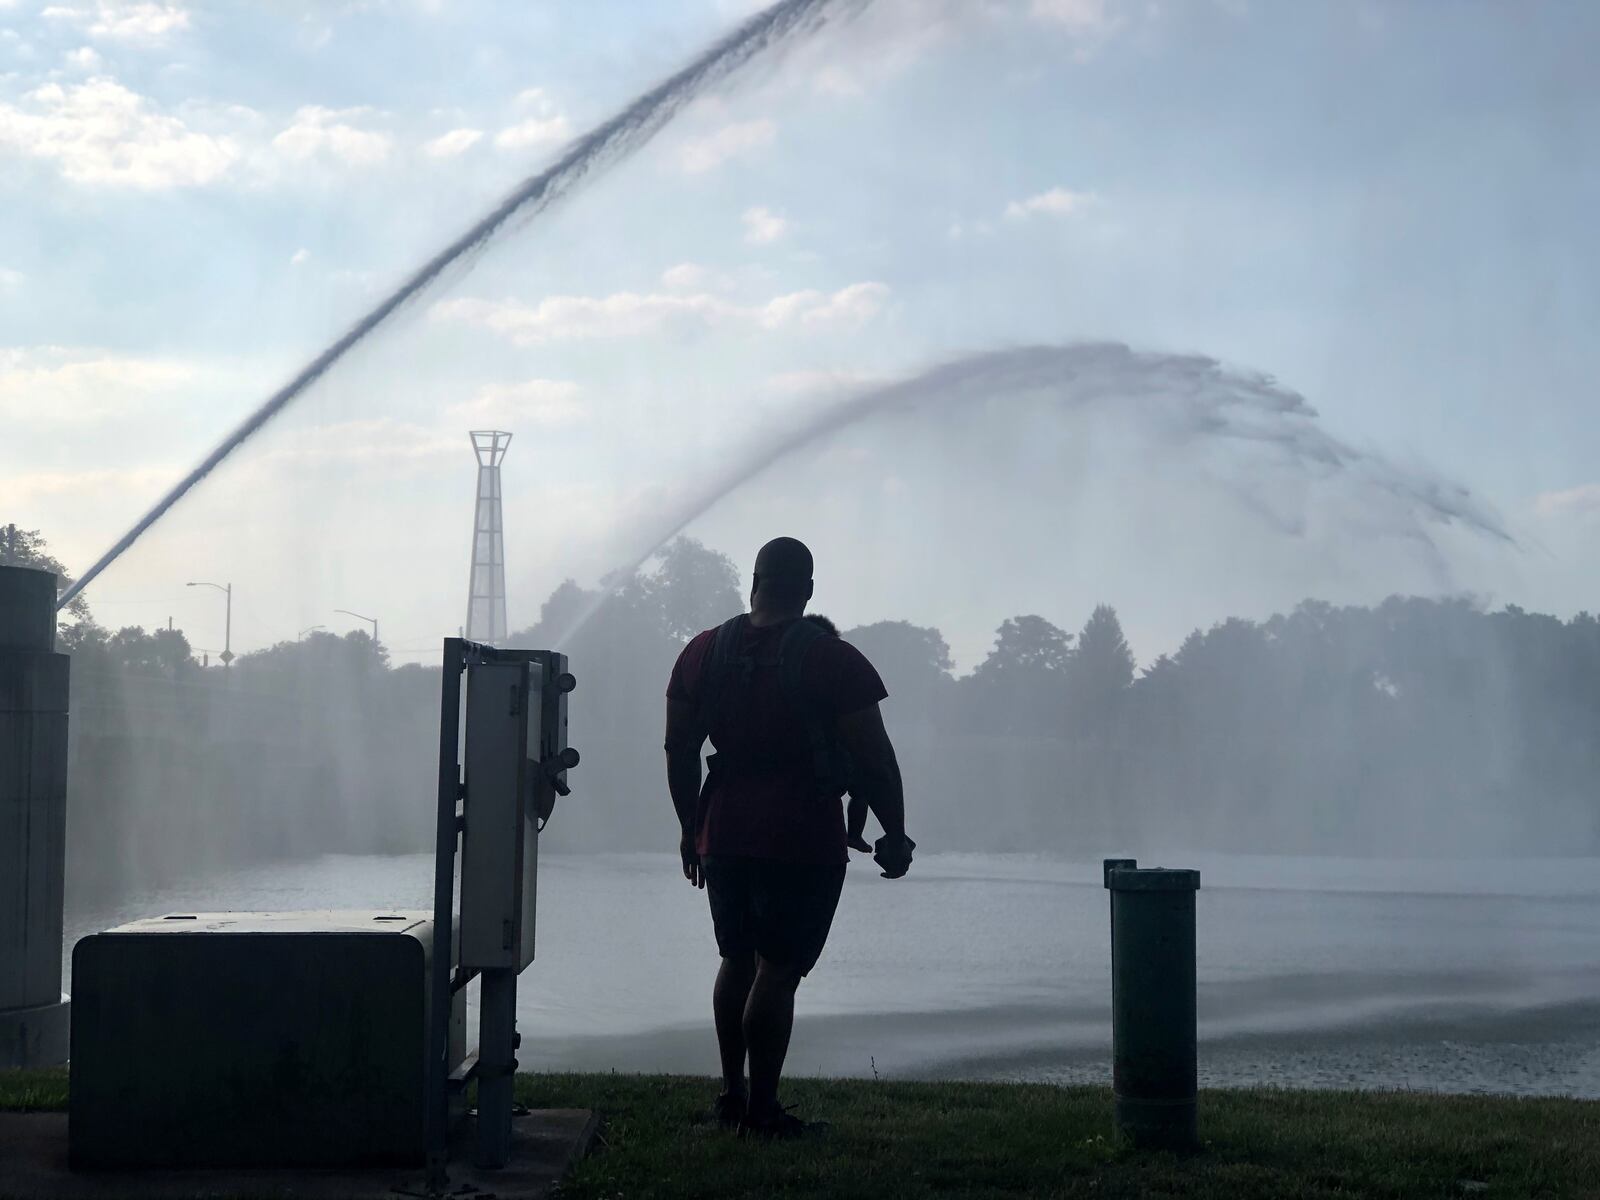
[0,564,71,1066]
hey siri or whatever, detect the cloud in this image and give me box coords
[0,266,23,290]
[0,346,197,426]
[329,267,377,290]
[435,292,730,344]
[765,368,885,397]
[446,379,584,429]
[41,1,190,43]
[423,126,482,158]
[758,281,888,328]
[0,464,180,507]
[660,261,710,290]
[658,260,737,294]
[1004,186,1096,220]
[741,205,788,245]
[947,219,996,240]
[759,0,975,103]
[1535,484,1600,519]
[273,105,391,167]
[494,87,570,151]
[0,77,237,187]
[494,113,570,151]
[811,65,865,97]
[678,118,775,174]
[290,247,310,266]
[65,45,102,69]
[253,418,457,467]
[431,280,889,345]
[1020,0,1131,60]
[1027,0,1116,33]
[512,86,552,107]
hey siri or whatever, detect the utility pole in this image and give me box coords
[186,581,232,672]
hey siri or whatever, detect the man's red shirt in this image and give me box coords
[667,617,887,865]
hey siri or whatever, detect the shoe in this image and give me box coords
[738,1101,827,1140]
[713,1090,747,1129]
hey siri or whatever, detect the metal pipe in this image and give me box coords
[474,968,518,1169]
[1104,859,1200,1151]
[425,639,465,1189]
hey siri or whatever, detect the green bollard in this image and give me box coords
[1104,858,1200,1151]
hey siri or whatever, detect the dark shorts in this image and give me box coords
[702,855,846,977]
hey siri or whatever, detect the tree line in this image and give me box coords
[6,524,1597,900]
[512,539,1600,857]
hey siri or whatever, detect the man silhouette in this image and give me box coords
[665,537,914,1137]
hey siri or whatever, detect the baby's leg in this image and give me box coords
[845,794,872,853]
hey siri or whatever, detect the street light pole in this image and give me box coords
[334,609,378,645]
[298,625,324,642]
[187,581,233,672]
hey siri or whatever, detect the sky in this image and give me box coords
[3,0,1597,668]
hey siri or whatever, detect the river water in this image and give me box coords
[65,851,1600,1098]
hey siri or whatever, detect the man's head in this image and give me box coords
[751,537,814,616]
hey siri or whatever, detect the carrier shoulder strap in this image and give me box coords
[777,617,829,712]
[708,614,748,679]
[778,617,850,796]
[697,614,748,727]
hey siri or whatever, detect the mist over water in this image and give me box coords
[57,334,1553,908]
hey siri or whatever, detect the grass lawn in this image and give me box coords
[4,1068,1597,1198]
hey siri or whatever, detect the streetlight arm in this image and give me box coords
[334,609,380,644]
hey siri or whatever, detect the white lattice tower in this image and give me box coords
[465,431,511,645]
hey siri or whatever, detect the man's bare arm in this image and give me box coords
[837,703,906,841]
[664,698,707,886]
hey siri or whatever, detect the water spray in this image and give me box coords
[57,0,867,611]
[557,341,1516,643]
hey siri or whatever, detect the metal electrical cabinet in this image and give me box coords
[460,659,537,970]
[458,652,574,972]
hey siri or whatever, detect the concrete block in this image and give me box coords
[70,911,439,1169]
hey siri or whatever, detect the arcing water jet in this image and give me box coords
[57,0,867,611]
[559,341,1514,641]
